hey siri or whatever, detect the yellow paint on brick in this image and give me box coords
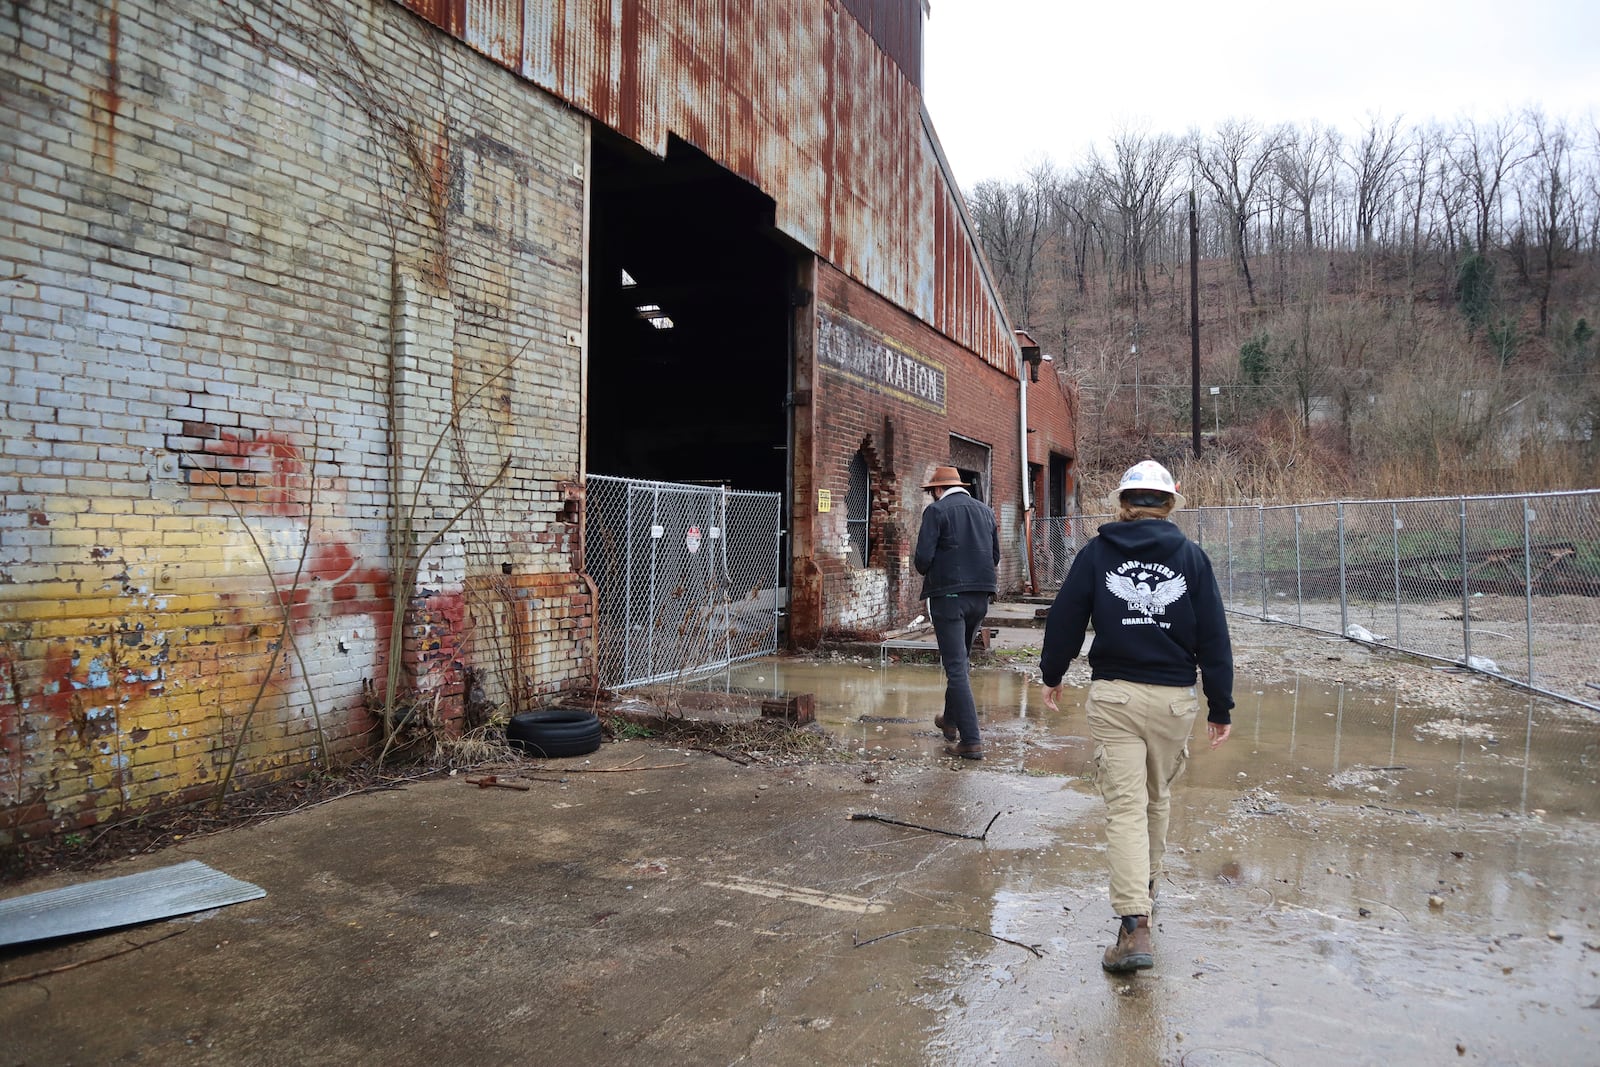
[2,553,352,838]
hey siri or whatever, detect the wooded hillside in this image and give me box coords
[967,111,1599,504]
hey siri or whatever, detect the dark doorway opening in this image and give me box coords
[587,130,794,496]
[1048,453,1071,516]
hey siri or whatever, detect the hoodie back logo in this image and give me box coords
[1105,561,1187,619]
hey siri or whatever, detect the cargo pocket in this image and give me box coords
[1091,744,1108,796]
[1164,742,1191,787]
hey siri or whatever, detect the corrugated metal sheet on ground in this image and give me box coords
[0,860,266,947]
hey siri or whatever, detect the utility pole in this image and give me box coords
[1190,188,1202,457]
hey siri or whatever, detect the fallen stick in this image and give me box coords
[848,809,1003,841]
[559,762,689,773]
[690,746,755,765]
[851,924,1043,958]
[465,775,533,791]
[1354,896,1410,922]
[0,928,186,987]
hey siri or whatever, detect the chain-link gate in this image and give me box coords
[1029,515,1091,591]
[586,475,783,689]
[1034,490,1600,711]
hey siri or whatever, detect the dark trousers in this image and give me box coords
[930,591,991,743]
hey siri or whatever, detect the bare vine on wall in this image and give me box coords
[226,0,454,284]
[183,422,330,804]
[219,1,548,754]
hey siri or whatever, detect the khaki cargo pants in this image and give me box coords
[1085,678,1200,917]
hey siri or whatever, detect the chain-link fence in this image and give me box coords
[586,475,783,689]
[1031,490,1600,711]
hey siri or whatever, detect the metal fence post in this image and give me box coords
[1460,497,1471,666]
[1337,502,1348,636]
[1523,496,1534,685]
[1392,502,1401,646]
[1226,510,1235,606]
[624,484,638,682]
[1294,508,1303,627]
[720,485,731,670]
[773,494,784,651]
[1259,506,1267,619]
[648,486,661,680]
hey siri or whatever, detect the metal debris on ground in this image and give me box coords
[464,775,534,791]
[848,809,1004,840]
[0,860,265,948]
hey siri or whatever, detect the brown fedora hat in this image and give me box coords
[920,465,967,490]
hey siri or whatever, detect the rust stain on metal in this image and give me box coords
[402,0,466,36]
[396,0,1016,374]
[464,0,522,68]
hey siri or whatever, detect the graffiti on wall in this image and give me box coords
[0,425,401,842]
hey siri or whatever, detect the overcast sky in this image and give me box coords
[922,0,1600,189]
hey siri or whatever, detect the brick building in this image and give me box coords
[0,0,1077,842]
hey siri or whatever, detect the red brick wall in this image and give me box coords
[1027,364,1080,504]
[805,263,1027,635]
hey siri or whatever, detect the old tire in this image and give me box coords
[505,709,603,758]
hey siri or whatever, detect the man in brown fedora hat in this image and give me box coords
[913,465,1000,759]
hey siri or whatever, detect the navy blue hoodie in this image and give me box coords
[1039,518,1235,724]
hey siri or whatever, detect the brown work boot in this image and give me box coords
[943,742,984,760]
[1101,915,1154,973]
[933,714,959,742]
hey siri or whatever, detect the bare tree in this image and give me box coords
[1275,122,1340,252]
[1092,126,1184,304]
[1051,166,1108,298]
[969,162,1058,327]
[1524,109,1574,335]
[1344,115,1407,250]
[1582,118,1600,255]
[1193,119,1287,305]
[1433,150,1469,258]
[1447,114,1532,254]
[1399,123,1444,273]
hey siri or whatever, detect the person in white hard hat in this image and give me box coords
[1038,459,1234,974]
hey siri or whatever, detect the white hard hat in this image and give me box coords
[1109,460,1185,510]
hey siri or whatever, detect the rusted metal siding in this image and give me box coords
[396,0,1017,377]
[838,0,922,88]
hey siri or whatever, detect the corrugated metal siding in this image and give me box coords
[838,0,922,87]
[394,0,1016,376]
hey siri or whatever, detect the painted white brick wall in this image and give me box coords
[0,0,590,841]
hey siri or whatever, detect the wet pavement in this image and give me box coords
[3,651,1598,1066]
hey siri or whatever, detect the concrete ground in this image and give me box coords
[3,607,1598,1066]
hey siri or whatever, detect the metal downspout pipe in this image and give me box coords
[1016,331,1040,595]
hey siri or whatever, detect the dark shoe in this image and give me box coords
[943,742,984,760]
[933,714,959,742]
[1101,915,1153,973]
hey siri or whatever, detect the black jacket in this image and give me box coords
[913,489,1000,599]
[1039,518,1235,724]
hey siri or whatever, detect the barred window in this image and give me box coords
[846,450,871,568]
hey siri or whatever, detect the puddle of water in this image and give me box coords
[700,656,1600,1063]
[722,658,1598,820]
